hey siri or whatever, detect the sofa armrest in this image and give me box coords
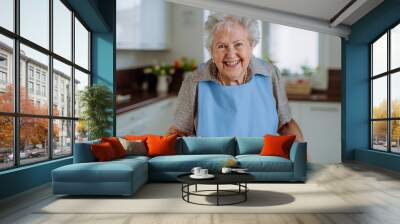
[289,142,307,181]
[73,140,100,163]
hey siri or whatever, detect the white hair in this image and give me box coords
[204,13,260,53]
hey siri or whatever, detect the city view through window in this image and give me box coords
[371,23,400,153]
[0,0,90,170]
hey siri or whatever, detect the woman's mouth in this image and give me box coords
[223,59,241,68]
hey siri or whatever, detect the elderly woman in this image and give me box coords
[168,14,304,141]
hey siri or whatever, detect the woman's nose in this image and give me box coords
[226,45,236,55]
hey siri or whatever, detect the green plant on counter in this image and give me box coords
[144,62,175,76]
[300,64,318,77]
[174,57,197,72]
[79,84,113,140]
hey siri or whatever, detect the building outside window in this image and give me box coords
[371,23,400,154]
[28,81,34,94]
[0,71,6,83]
[35,70,40,81]
[35,83,40,95]
[0,54,7,88]
[28,67,34,80]
[0,0,91,170]
[0,54,7,67]
[41,85,46,97]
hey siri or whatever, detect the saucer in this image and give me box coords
[190,174,215,179]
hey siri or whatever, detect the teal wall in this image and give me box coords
[0,0,116,200]
[343,0,400,171]
[0,158,72,199]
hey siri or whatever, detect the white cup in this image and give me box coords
[200,169,208,176]
[191,167,202,176]
[221,167,232,174]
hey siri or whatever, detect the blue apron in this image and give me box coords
[197,74,278,137]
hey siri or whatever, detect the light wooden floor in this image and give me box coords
[1,162,400,224]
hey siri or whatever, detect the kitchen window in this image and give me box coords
[370,22,400,153]
[0,0,91,171]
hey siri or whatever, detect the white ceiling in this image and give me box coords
[167,0,384,38]
[225,0,352,23]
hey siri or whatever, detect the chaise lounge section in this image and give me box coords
[52,137,307,196]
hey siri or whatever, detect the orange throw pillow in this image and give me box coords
[260,135,296,159]
[146,134,178,157]
[91,142,117,161]
[101,137,127,158]
[124,135,150,141]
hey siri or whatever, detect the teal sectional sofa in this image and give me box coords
[52,137,307,196]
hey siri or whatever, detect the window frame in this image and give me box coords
[370,20,400,154]
[0,0,92,171]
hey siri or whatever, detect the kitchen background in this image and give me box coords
[115,0,341,164]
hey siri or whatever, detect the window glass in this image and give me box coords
[53,0,72,60]
[74,69,89,118]
[20,0,49,49]
[0,34,13,112]
[1,0,92,168]
[372,34,387,76]
[0,116,13,170]
[20,44,49,115]
[0,0,14,31]
[372,77,387,119]
[53,119,72,158]
[268,23,319,75]
[391,120,400,153]
[391,72,400,118]
[19,117,49,165]
[74,18,89,70]
[75,120,88,143]
[391,24,400,70]
[53,59,72,117]
[372,121,388,151]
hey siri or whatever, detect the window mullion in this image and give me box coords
[13,0,20,167]
[71,10,76,155]
[48,0,54,160]
[388,30,391,152]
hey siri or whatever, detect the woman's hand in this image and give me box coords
[278,119,305,142]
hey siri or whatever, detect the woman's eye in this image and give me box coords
[217,44,224,49]
[235,43,243,47]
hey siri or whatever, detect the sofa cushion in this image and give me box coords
[73,139,100,163]
[235,137,263,155]
[91,142,118,161]
[177,137,236,155]
[118,138,147,156]
[260,135,296,159]
[236,155,293,172]
[148,154,235,172]
[115,155,150,163]
[101,137,127,158]
[53,158,147,183]
[147,134,178,157]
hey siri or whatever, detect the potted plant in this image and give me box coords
[169,57,197,93]
[144,62,175,93]
[79,84,113,140]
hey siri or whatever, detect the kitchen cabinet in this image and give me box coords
[289,101,341,164]
[117,97,177,136]
[117,0,171,50]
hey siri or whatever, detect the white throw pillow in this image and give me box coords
[118,138,147,156]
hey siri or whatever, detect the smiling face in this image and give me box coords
[211,22,253,85]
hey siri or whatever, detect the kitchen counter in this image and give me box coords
[116,90,340,115]
[116,92,175,114]
[287,93,340,102]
